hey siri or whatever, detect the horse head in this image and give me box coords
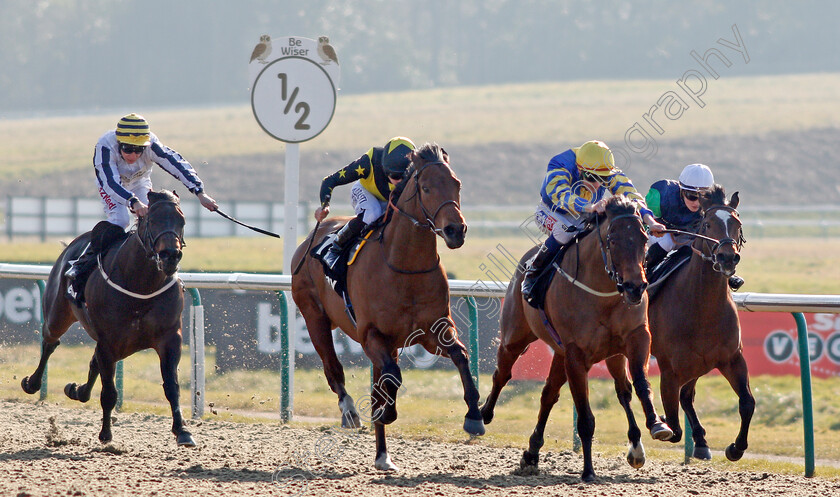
[698,185,744,277]
[140,190,186,276]
[398,143,467,249]
[600,196,649,305]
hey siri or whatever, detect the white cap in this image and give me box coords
[678,164,714,192]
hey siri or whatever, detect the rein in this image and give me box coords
[670,205,744,270]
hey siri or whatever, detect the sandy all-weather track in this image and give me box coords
[0,400,837,497]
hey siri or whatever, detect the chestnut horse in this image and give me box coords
[480,196,672,481]
[647,185,753,460]
[291,143,482,471]
[21,190,195,447]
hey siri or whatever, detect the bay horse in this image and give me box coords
[646,185,753,460]
[21,190,195,447]
[479,196,672,482]
[291,143,482,471]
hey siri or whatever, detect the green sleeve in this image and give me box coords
[645,188,662,218]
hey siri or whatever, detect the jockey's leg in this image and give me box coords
[644,242,668,272]
[324,215,366,269]
[521,235,562,302]
[65,220,126,305]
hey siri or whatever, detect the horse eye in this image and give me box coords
[422,186,430,194]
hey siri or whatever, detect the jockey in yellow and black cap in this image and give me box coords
[314,137,415,268]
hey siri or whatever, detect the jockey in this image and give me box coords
[522,140,665,302]
[645,163,745,290]
[314,137,415,268]
[64,113,218,306]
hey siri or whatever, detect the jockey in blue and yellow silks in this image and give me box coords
[314,137,415,268]
[522,140,666,303]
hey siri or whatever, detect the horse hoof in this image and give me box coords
[341,411,361,429]
[375,453,398,471]
[581,471,597,483]
[99,431,112,444]
[626,441,646,469]
[725,443,744,461]
[519,450,539,471]
[480,404,494,425]
[463,416,485,436]
[693,446,712,460]
[21,376,39,395]
[176,431,197,448]
[64,383,77,399]
[650,421,674,441]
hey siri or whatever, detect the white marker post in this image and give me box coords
[250,35,339,422]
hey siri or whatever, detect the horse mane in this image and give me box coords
[604,195,637,218]
[148,189,180,205]
[700,183,726,210]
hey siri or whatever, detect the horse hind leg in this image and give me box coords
[520,352,567,474]
[480,333,536,425]
[157,334,196,447]
[719,354,755,462]
[21,334,61,395]
[605,355,645,469]
[304,310,360,428]
[64,354,99,403]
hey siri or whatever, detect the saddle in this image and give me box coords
[645,244,692,299]
[311,227,376,325]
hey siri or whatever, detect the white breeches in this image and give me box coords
[350,181,387,224]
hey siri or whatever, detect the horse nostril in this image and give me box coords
[733,254,741,265]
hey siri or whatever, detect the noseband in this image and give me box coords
[389,161,463,239]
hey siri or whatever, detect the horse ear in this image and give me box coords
[729,191,740,209]
[173,190,180,199]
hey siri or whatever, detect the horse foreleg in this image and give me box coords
[480,333,536,425]
[445,341,485,436]
[520,352,567,473]
[305,311,359,428]
[625,326,672,442]
[564,344,597,482]
[21,335,61,395]
[364,330,402,426]
[605,355,645,469]
[373,422,396,471]
[679,378,711,460]
[157,334,196,448]
[718,354,754,462]
[64,354,99,403]
[96,346,117,444]
[658,367,684,444]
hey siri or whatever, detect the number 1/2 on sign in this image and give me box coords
[277,73,311,130]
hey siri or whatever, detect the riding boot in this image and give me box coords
[324,216,366,269]
[728,275,745,291]
[521,237,562,303]
[644,243,668,273]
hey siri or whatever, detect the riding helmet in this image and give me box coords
[381,137,416,176]
[116,113,151,146]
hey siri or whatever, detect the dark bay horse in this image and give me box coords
[647,185,753,461]
[21,190,195,447]
[480,196,672,482]
[291,143,481,471]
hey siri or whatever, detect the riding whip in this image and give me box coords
[292,219,321,275]
[214,208,281,238]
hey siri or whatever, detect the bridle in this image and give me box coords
[138,200,186,272]
[388,161,464,239]
[382,159,463,275]
[691,205,745,273]
[595,212,648,295]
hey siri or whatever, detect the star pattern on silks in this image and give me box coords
[355,165,366,176]
[338,170,346,178]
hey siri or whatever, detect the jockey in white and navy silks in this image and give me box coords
[64,113,218,307]
[522,140,665,304]
[95,131,207,228]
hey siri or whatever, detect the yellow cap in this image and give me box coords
[115,113,151,146]
[574,140,616,176]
